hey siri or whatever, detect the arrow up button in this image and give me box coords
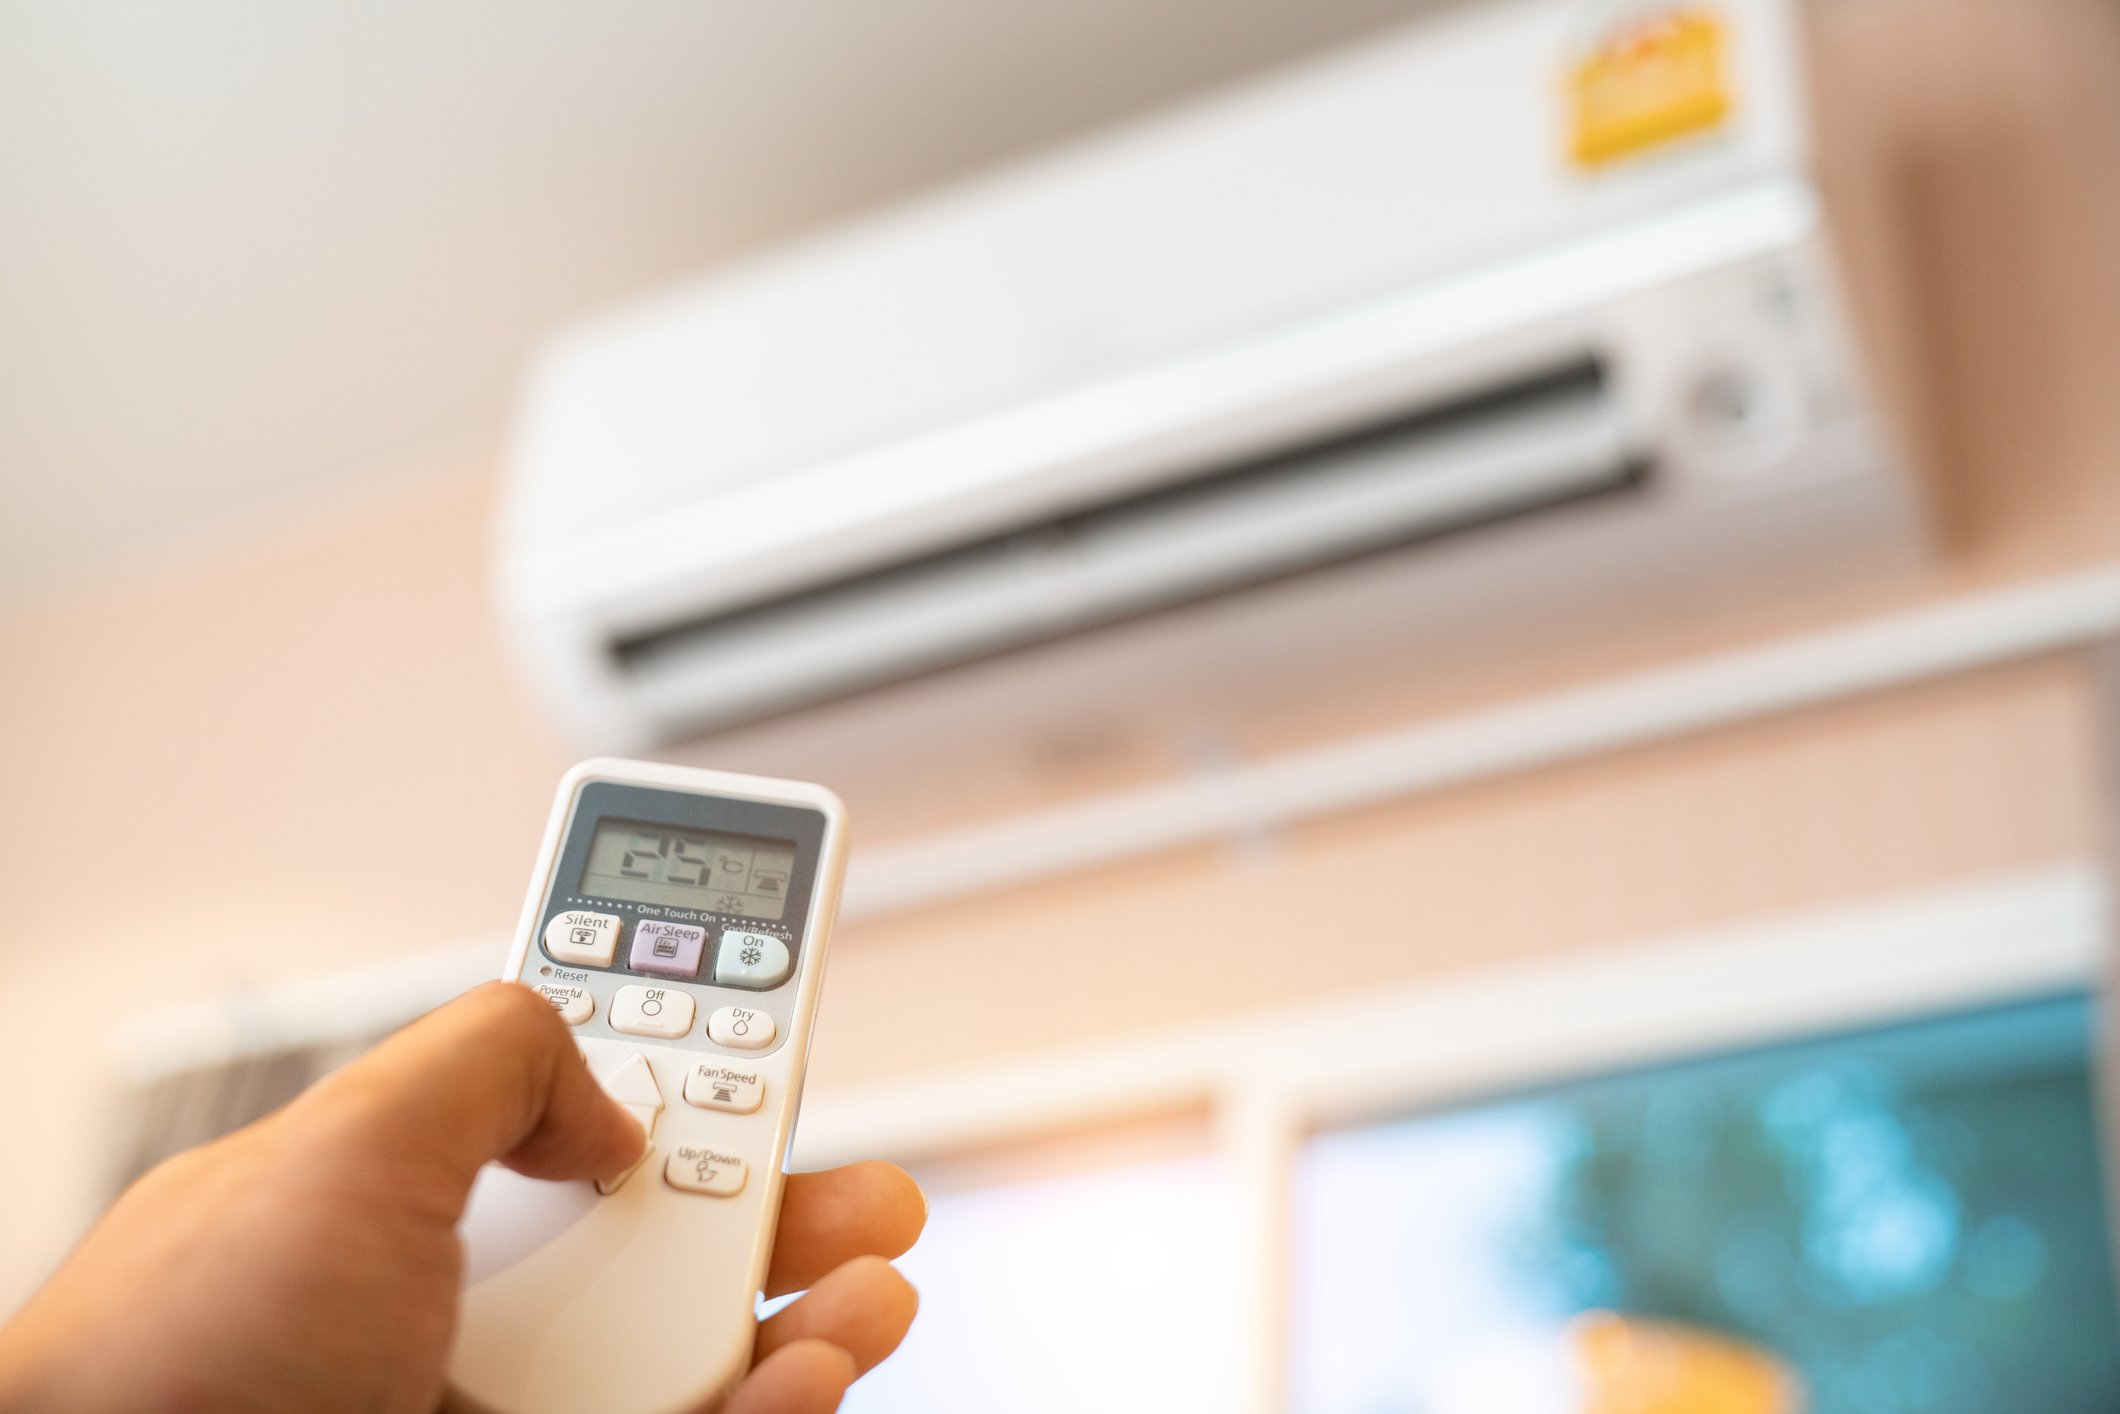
[590,1051,666,1195]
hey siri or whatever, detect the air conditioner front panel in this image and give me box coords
[495,0,1929,756]
[508,181,1821,640]
[501,0,1808,561]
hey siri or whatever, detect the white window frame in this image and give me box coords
[793,864,2108,1414]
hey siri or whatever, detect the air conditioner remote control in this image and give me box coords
[450,759,848,1414]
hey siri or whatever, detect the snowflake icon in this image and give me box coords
[739,945,763,966]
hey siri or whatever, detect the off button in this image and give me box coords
[610,985,694,1040]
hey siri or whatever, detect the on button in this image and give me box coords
[714,930,790,988]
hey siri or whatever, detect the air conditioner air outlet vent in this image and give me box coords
[611,354,1643,735]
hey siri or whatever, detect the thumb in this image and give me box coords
[286,981,645,1208]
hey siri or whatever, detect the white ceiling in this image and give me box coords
[0,0,1438,604]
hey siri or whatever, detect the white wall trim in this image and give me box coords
[104,563,2120,1090]
[841,562,2120,919]
[104,941,504,1087]
[792,863,2108,1168]
[800,862,2107,1414]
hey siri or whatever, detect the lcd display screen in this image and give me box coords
[579,819,796,920]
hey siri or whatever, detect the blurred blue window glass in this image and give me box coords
[1293,994,2120,1414]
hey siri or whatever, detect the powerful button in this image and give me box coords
[630,920,706,979]
[610,985,694,1040]
[544,911,621,967]
[666,1145,747,1197]
[535,983,593,1025]
[684,1062,764,1114]
[714,930,791,989]
[706,1006,775,1051]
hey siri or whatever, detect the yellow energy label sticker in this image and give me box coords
[1566,5,1733,168]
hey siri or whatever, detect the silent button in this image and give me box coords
[544,911,620,967]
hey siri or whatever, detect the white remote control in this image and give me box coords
[450,758,848,1414]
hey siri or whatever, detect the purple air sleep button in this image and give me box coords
[629,920,707,979]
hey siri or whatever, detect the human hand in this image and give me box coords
[0,981,923,1414]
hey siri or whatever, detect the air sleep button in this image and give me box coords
[630,920,706,979]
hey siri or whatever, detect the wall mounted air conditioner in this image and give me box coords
[498,0,1925,753]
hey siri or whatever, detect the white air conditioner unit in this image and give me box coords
[498,0,1925,753]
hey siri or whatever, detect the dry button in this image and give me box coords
[544,910,621,967]
[666,1145,747,1197]
[536,983,593,1025]
[706,1006,775,1051]
[684,1063,764,1114]
[610,985,695,1040]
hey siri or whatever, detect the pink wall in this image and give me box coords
[3,0,2119,1315]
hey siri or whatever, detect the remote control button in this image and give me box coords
[598,1143,655,1196]
[706,1006,775,1050]
[535,983,593,1025]
[544,911,621,967]
[599,1052,665,1139]
[666,1145,747,1197]
[610,985,694,1040]
[630,920,707,979]
[684,1063,764,1114]
[714,930,791,988]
